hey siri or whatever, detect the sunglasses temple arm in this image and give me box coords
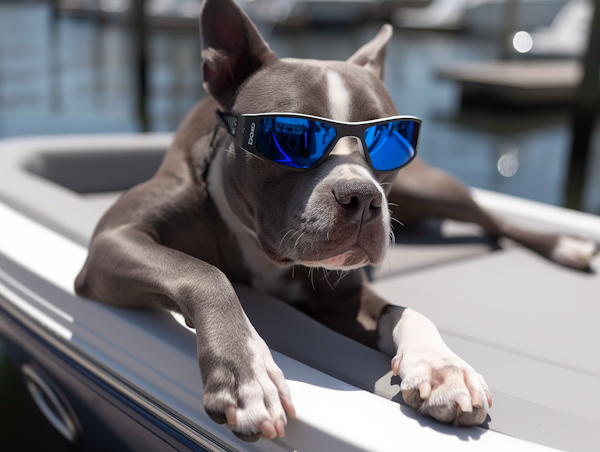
[215,110,240,137]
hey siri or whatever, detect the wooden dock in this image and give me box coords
[436,60,595,107]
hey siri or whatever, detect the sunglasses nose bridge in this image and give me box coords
[329,135,365,159]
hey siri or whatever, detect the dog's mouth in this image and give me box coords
[260,238,369,269]
[303,248,369,270]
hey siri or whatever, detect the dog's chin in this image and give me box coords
[302,249,370,270]
[261,239,371,270]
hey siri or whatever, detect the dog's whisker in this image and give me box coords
[308,267,315,290]
[334,270,350,287]
[388,202,398,207]
[279,230,294,250]
[391,217,404,227]
[286,230,300,247]
[322,269,335,290]
[294,232,306,254]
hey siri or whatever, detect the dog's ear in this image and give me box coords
[347,24,393,80]
[200,0,276,109]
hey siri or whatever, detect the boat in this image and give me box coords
[525,0,592,57]
[393,0,569,34]
[0,133,598,451]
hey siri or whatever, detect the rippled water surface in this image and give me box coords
[0,2,599,213]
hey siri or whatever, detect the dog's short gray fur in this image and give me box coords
[75,0,597,442]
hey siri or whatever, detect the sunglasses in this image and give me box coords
[216,110,421,172]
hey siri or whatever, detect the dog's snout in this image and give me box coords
[333,181,383,223]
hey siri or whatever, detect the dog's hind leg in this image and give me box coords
[388,157,598,270]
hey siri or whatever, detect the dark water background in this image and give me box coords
[0,1,599,450]
[1,2,599,213]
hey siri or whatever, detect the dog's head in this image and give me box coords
[202,0,402,270]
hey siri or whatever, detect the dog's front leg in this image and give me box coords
[76,227,295,441]
[378,306,492,425]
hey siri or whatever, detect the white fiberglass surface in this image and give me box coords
[0,202,87,296]
[472,188,600,240]
[0,199,559,451]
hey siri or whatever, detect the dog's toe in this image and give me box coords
[456,404,487,426]
[201,332,294,441]
[397,353,490,427]
[205,409,228,425]
[401,387,425,411]
[551,236,598,270]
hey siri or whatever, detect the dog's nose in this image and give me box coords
[333,181,383,223]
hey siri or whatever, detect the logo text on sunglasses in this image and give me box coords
[248,122,256,145]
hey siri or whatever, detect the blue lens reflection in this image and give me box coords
[364,121,419,171]
[256,117,336,169]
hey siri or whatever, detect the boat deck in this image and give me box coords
[0,134,599,451]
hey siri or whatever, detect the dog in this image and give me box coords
[75,0,597,442]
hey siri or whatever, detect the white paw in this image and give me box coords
[202,331,295,441]
[551,236,598,270]
[393,350,491,426]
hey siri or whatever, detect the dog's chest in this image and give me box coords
[207,151,305,302]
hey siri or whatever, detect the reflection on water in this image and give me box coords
[0,2,598,213]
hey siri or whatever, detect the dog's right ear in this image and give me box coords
[346,24,393,80]
[200,0,276,109]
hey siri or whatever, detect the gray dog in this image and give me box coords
[75,0,597,442]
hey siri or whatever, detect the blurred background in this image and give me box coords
[0,0,598,449]
[0,0,599,213]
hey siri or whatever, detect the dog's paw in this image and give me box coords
[393,351,491,426]
[201,332,295,442]
[551,236,598,270]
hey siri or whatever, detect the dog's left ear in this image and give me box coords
[347,24,393,80]
[200,0,277,109]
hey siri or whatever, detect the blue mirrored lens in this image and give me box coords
[364,121,419,171]
[256,117,336,169]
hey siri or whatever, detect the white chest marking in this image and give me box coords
[207,150,292,295]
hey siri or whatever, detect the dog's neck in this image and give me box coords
[207,147,304,301]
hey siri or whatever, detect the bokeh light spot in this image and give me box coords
[513,31,533,53]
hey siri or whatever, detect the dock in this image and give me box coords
[437,59,595,106]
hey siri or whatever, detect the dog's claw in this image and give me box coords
[455,393,472,413]
[419,381,431,400]
[472,392,483,409]
[225,405,237,425]
[260,420,277,439]
[281,395,297,419]
[391,355,402,376]
[275,418,285,438]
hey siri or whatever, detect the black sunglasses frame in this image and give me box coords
[216,110,422,172]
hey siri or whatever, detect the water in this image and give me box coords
[1,2,599,213]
